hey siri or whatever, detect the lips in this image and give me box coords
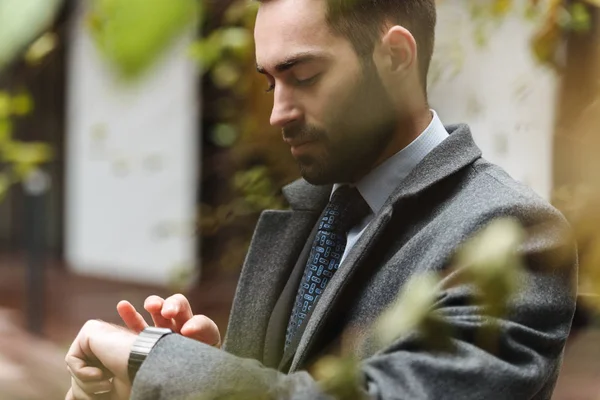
[284,138,317,148]
[285,137,319,158]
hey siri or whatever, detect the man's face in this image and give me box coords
[255,0,398,185]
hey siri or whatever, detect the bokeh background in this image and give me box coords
[2,0,600,398]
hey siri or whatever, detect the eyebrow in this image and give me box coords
[256,52,330,74]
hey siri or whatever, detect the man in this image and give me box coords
[65,0,577,399]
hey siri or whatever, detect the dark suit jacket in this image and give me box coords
[132,124,577,400]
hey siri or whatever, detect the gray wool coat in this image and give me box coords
[132,124,577,400]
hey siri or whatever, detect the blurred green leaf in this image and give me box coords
[0,172,11,202]
[375,272,442,347]
[312,356,363,399]
[190,25,252,74]
[0,0,64,70]
[531,20,561,66]
[189,37,222,72]
[24,32,58,65]
[568,2,591,32]
[474,23,490,48]
[455,218,525,318]
[211,61,242,89]
[493,0,513,16]
[10,92,34,116]
[232,166,286,211]
[219,27,253,58]
[87,0,199,79]
[580,0,600,6]
[0,93,11,118]
[211,124,239,147]
[3,142,54,179]
[224,0,258,25]
[0,119,13,142]
[524,4,540,21]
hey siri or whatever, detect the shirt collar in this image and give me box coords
[333,109,449,215]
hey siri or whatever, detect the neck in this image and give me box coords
[345,105,432,184]
[372,105,432,170]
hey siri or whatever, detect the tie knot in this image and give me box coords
[325,186,371,232]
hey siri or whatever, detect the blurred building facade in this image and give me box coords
[64,3,199,285]
[430,1,558,200]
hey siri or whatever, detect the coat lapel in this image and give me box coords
[263,220,319,368]
[283,204,393,371]
[288,124,483,371]
[222,180,331,362]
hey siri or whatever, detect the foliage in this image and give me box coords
[86,0,200,80]
[459,0,595,68]
[553,185,600,314]
[375,272,444,348]
[0,0,62,201]
[0,90,54,201]
[454,218,525,319]
[189,0,292,274]
[530,0,593,68]
[0,0,63,70]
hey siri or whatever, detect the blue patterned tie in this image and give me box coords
[284,186,370,351]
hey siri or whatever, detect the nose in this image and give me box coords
[269,86,302,128]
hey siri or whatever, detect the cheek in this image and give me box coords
[303,56,363,123]
[305,75,360,131]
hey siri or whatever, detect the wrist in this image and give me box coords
[128,327,173,383]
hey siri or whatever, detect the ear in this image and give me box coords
[373,25,417,77]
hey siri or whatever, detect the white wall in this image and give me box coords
[65,6,199,285]
[429,2,558,199]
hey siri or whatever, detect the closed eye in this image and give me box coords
[264,73,321,93]
[294,74,321,87]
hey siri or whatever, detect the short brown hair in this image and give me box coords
[257,0,437,91]
[327,0,436,91]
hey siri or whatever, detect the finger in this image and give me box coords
[162,294,193,330]
[66,357,113,382]
[70,375,113,396]
[143,295,165,315]
[144,296,175,329]
[112,377,132,400]
[65,388,74,400]
[180,315,221,347]
[70,378,95,400]
[66,355,103,381]
[116,301,148,333]
[70,380,112,400]
[66,323,114,384]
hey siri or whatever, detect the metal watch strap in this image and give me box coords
[128,327,173,383]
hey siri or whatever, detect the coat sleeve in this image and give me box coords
[131,213,577,400]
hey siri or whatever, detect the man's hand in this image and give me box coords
[65,320,136,400]
[117,294,221,347]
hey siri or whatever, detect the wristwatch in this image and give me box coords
[128,327,173,383]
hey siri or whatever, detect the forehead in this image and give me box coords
[254,0,343,68]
